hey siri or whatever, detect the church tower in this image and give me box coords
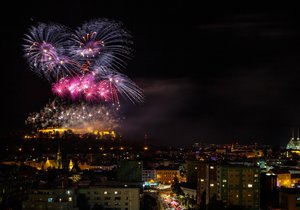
[56,144,63,169]
[286,128,300,150]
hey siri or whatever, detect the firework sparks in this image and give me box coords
[71,18,133,71]
[23,23,80,82]
[25,99,120,132]
[52,66,144,104]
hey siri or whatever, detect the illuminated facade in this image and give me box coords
[286,129,300,150]
[269,169,292,188]
[142,168,156,182]
[219,165,260,209]
[197,163,260,210]
[197,162,218,206]
[28,128,117,139]
[155,165,181,184]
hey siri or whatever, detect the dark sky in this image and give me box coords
[2,2,300,146]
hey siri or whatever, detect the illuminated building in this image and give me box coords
[197,163,260,210]
[155,165,181,184]
[286,128,300,150]
[219,165,260,209]
[186,160,200,184]
[142,167,156,182]
[29,128,117,139]
[269,169,292,188]
[196,162,217,207]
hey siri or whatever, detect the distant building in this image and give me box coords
[142,167,156,182]
[36,128,117,139]
[270,169,292,188]
[156,165,181,184]
[286,128,300,150]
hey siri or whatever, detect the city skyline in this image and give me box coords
[2,2,300,146]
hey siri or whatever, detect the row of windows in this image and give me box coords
[86,191,124,195]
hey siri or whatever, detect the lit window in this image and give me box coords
[200,179,204,182]
[104,191,108,194]
[222,179,227,182]
[254,174,258,177]
[114,191,118,194]
[68,197,72,202]
[48,198,53,202]
[248,184,253,188]
[210,184,214,187]
[210,166,214,169]
[236,194,239,198]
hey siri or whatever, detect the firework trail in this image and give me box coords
[23,23,80,82]
[71,18,133,71]
[25,99,120,132]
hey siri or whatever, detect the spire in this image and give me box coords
[292,128,295,140]
[297,128,299,141]
[69,159,74,172]
[56,141,63,169]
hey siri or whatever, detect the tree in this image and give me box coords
[171,176,184,196]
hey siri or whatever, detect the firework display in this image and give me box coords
[23,19,143,133]
[23,19,143,104]
[23,23,79,81]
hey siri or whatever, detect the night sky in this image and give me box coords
[2,2,300,146]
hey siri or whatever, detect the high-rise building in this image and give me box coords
[186,160,199,184]
[197,162,261,210]
[197,162,218,207]
[219,165,260,209]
